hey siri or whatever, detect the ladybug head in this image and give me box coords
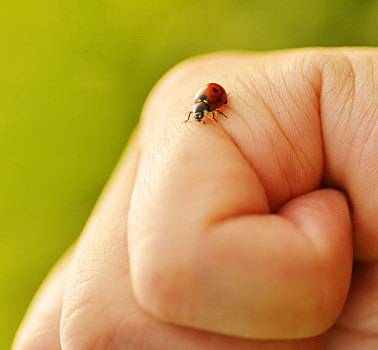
[194,112,204,121]
[193,101,210,122]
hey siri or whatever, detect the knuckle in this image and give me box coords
[133,261,196,325]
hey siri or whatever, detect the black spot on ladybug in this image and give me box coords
[212,87,218,93]
[225,99,227,104]
[218,98,221,103]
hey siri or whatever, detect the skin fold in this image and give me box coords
[13,48,377,350]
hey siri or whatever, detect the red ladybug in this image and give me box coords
[185,83,228,123]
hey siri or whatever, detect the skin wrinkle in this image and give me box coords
[117,329,149,350]
[329,60,356,143]
[279,64,312,122]
[372,56,376,99]
[342,58,376,189]
[280,63,322,141]
[351,66,377,164]
[299,53,323,113]
[320,58,351,185]
[358,115,377,170]
[300,53,328,191]
[263,68,309,168]
[105,299,166,350]
[63,295,115,336]
[353,117,376,172]
[236,75,286,154]
[228,77,283,193]
[343,75,358,167]
[243,77,295,200]
[266,66,318,178]
[232,76,268,132]
[62,276,127,348]
[64,274,102,298]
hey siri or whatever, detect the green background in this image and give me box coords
[1,0,376,348]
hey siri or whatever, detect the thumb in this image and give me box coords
[128,51,353,339]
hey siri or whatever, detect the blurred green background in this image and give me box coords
[0,0,376,348]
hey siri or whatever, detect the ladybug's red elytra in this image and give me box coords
[184,83,228,123]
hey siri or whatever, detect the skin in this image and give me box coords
[13,48,377,350]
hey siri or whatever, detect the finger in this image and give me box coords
[128,49,356,339]
[320,49,378,261]
[59,132,141,349]
[58,126,321,348]
[12,248,73,350]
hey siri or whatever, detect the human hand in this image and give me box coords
[13,48,377,350]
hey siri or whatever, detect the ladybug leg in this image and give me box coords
[216,109,228,118]
[211,111,217,122]
[184,111,192,122]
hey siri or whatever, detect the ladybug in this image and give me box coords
[184,83,228,123]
